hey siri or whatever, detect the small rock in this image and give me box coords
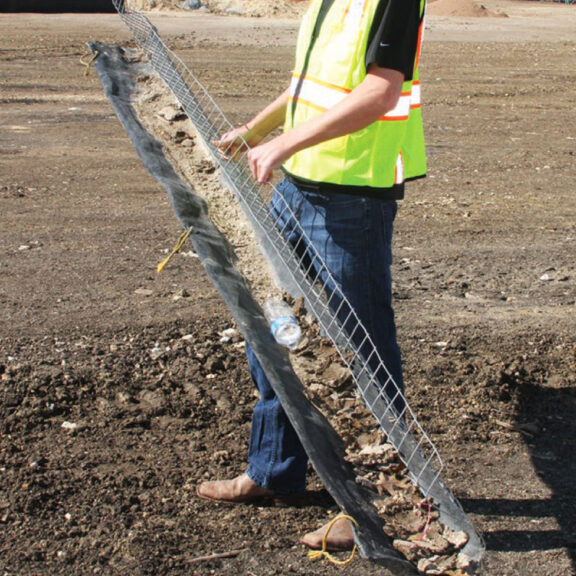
[456,552,474,571]
[157,106,185,122]
[547,374,563,387]
[359,443,393,457]
[393,539,419,561]
[442,526,469,550]
[417,556,442,575]
[181,0,202,9]
[149,345,163,360]
[61,421,78,431]
[172,288,190,301]
[219,328,238,343]
[516,422,541,437]
[225,6,244,15]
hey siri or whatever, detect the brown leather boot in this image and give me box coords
[196,473,307,506]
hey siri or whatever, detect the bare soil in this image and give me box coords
[1,2,575,575]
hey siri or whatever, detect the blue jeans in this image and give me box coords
[246,178,403,494]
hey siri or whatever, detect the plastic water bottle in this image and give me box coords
[263,298,301,350]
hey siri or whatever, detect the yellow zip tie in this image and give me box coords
[307,515,359,566]
[157,226,194,273]
[80,50,100,76]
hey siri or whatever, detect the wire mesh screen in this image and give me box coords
[109,0,484,560]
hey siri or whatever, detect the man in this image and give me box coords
[197,0,427,551]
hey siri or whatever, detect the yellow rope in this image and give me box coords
[307,515,359,566]
[80,50,100,77]
[157,226,194,273]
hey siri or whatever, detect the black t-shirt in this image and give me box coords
[366,0,424,81]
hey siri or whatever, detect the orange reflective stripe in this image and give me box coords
[379,90,411,121]
[413,5,425,74]
[287,95,327,114]
[411,81,422,109]
[290,74,350,96]
[291,76,420,122]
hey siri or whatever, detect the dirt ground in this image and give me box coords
[1,1,575,575]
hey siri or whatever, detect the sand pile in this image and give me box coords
[427,0,504,18]
[126,0,308,18]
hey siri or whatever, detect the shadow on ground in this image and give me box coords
[463,381,576,570]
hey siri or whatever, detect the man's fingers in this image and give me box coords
[248,147,277,183]
[252,161,272,184]
[213,135,248,161]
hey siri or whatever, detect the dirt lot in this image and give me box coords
[1,1,575,575]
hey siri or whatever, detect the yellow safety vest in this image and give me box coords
[283,0,427,191]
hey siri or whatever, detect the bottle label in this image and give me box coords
[270,316,297,334]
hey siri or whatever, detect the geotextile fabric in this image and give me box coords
[90,42,417,574]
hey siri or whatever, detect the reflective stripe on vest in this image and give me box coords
[395,151,404,185]
[289,75,422,121]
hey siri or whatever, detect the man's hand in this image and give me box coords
[247,134,293,183]
[214,124,252,161]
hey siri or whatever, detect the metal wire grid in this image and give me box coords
[111,0,443,493]
[106,8,490,558]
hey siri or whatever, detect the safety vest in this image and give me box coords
[283,0,427,191]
